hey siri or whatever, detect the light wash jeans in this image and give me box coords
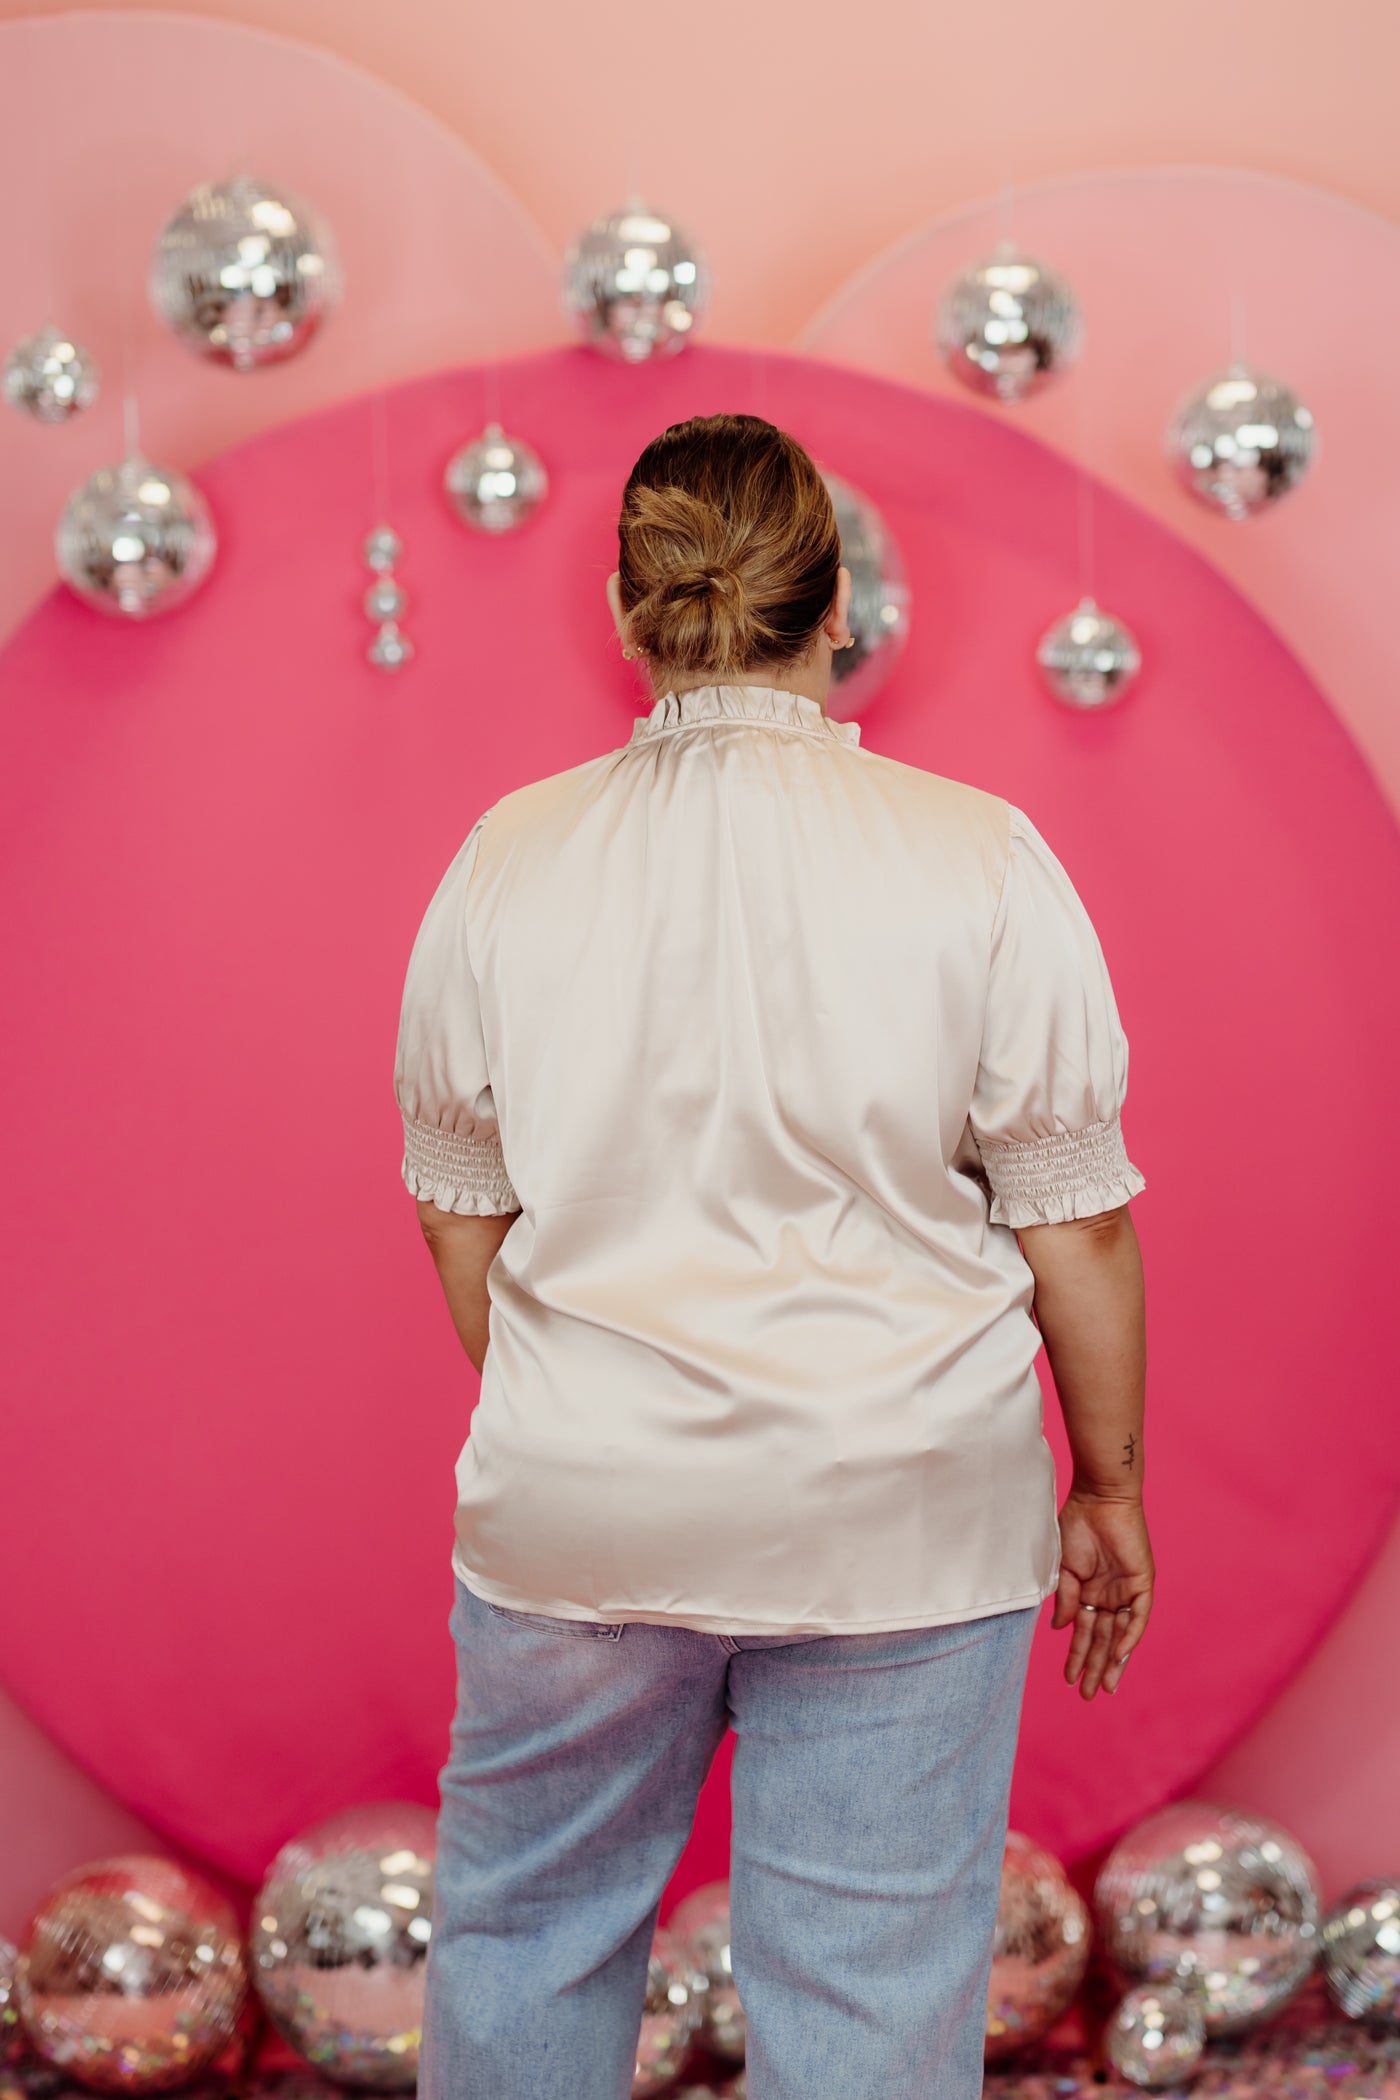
[420,1575,1039,2100]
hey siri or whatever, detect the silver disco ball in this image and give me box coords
[1093,1800,1321,2035]
[15,1856,247,2092]
[1036,596,1141,709]
[3,323,100,423]
[444,421,548,533]
[1320,1879,1400,2026]
[936,245,1081,402]
[562,201,709,362]
[1104,1982,1207,2089]
[668,1881,744,2064]
[985,1832,1092,2062]
[250,1803,435,2090]
[56,456,217,619]
[150,175,342,371]
[821,472,909,720]
[1165,363,1316,519]
[633,1930,704,2097]
[2,1934,26,2064]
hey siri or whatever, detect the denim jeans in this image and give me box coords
[420,1575,1039,2100]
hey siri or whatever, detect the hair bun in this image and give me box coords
[671,564,739,605]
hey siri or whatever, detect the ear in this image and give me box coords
[605,570,628,641]
[823,565,854,649]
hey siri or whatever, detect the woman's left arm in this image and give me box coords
[415,1203,519,1374]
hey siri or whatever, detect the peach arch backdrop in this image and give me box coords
[3,341,1400,1911]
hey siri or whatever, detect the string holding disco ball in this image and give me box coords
[1103,1983,1207,2090]
[633,1931,705,2097]
[668,1880,744,2065]
[444,421,548,534]
[56,456,217,619]
[821,472,909,720]
[1320,1878,1400,2025]
[150,174,342,372]
[1165,363,1316,519]
[1036,596,1141,709]
[250,1803,435,2091]
[1093,1799,1322,2036]
[562,200,709,363]
[15,1856,247,2093]
[935,244,1081,402]
[984,1831,1091,2062]
[3,323,100,423]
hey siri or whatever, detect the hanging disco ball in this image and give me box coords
[444,421,548,533]
[15,1857,246,2093]
[562,201,709,362]
[1103,1983,1207,2090]
[984,1832,1091,2061]
[1093,1800,1321,2035]
[1036,596,1141,709]
[250,1803,435,2090]
[821,472,909,721]
[56,456,216,619]
[1320,1879,1400,2026]
[3,323,100,423]
[150,175,342,372]
[633,1931,704,2098]
[936,244,1081,402]
[1165,363,1316,519]
[668,1881,744,2065]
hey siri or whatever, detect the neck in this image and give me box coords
[650,649,831,714]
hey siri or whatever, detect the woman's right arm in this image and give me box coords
[1018,1201,1153,1702]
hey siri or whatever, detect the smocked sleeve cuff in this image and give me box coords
[402,1114,521,1216]
[977,1113,1146,1229]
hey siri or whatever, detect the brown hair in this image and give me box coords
[616,413,841,678]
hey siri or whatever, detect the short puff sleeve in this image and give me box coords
[968,804,1146,1229]
[393,812,521,1217]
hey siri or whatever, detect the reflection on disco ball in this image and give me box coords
[150,175,342,371]
[1094,1800,1321,2035]
[15,1857,246,2093]
[56,457,216,619]
[3,325,99,423]
[1036,596,1141,709]
[562,201,709,363]
[984,1832,1091,2062]
[444,422,548,533]
[1104,1983,1207,2089]
[1,1937,25,2066]
[821,472,909,721]
[250,1803,435,2090]
[633,1931,704,2098]
[1165,364,1316,520]
[935,245,1081,402]
[668,1881,744,2065]
[1320,1879,1400,2025]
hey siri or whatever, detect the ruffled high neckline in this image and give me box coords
[628,682,861,748]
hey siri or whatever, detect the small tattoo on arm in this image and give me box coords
[1121,1433,1137,1471]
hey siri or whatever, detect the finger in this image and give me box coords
[1064,1602,1097,1684]
[1079,1605,1119,1700]
[1052,1568,1082,1632]
[1104,1594,1152,1693]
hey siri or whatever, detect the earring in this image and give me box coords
[623,648,633,660]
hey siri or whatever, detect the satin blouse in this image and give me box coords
[393,682,1146,1636]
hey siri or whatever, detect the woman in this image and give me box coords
[393,413,1152,2100]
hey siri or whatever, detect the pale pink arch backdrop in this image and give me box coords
[1,1,1399,1931]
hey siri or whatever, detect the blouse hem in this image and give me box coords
[451,1555,1056,1637]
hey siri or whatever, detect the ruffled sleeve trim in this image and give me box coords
[402,1114,521,1217]
[978,1113,1146,1229]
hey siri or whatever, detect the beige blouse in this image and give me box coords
[393,682,1146,1636]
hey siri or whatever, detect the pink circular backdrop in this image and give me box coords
[1,343,1398,1891]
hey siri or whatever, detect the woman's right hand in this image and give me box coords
[1051,1486,1155,1701]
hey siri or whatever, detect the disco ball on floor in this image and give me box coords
[15,1857,246,2092]
[1094,1800,1321,2034]
[668,1881,744,2065]
[1320,1879,1400,2025]
[633,1930,704,2097]
[251,1804,435,2090]
[985,1832,1092,2061]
